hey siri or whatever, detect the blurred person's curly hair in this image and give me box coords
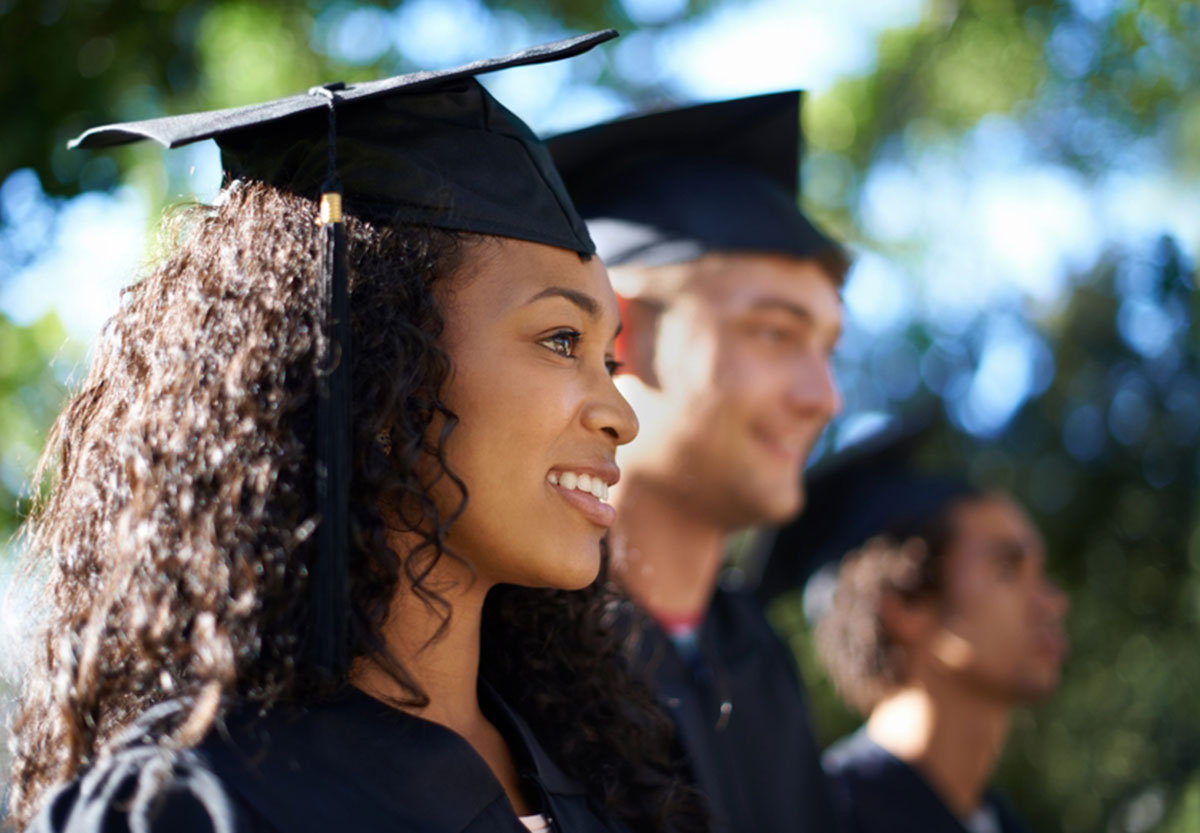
[8,181,705,833]
[815,489,981,716]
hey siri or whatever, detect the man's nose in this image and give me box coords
[787,355,841,421]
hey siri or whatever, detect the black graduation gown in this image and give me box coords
[622,586,839,833]
[823,728,1035,833]
[30,686,632,833]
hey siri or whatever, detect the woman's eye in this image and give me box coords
[541,330,581,358]
[994,550,1024,580]
[606,359,624,376]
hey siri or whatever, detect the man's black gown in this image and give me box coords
[823,728,1034,833]
[31,686,632,833]
[622,584,838,833]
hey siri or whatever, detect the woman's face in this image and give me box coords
[433,237,637,591]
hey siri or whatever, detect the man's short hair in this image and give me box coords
[608,243,850,312]
[809,245,852,289]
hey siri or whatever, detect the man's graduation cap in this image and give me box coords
[749,420,977,609]
[70,30,616,676]
[547,91,844,268]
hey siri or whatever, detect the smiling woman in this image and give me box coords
[7,33,704,833]
[429,239,634,591]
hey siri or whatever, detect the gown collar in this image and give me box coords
[199,682,584,832]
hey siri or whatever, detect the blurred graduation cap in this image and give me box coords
[546,91,845,268]
[748,417,978,615]
[69,30,617,676]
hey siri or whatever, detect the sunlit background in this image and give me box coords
[2,1,1199,830]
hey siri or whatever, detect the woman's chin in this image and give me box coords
[532,544,603,591]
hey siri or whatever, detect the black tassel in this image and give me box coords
[310,83,350,678]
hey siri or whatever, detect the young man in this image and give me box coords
[550,93,848,833]
[798,444,1069,833]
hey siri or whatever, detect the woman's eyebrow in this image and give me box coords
[525,286,621,339]
[524,286,599,318]
[987,538,1042,564]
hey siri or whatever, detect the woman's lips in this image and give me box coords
[1036,629,1070,664]
[549,482,616,528]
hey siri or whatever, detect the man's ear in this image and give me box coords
[615,294,662,388]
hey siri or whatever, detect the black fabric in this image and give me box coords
[69,31,613,256]
[30,687,631,833]
[823,728,1035,833]
[619,586,839,833]
[547,92,842,267]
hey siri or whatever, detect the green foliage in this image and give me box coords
[925,15,1046,126]
[195,3,326,108]
[2,0,198,197]
[0,312,81,543]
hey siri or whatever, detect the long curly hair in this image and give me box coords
[8,180,705,832]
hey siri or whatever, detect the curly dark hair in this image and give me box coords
[814,488,982,716]
[8,180,705,832]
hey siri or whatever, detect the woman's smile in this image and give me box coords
[547,465,620,528]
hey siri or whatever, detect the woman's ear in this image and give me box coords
[615,294,662,388]
[880,589,937,650]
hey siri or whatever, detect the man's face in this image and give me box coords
[926,496,1070,703]
[614,252,842,528]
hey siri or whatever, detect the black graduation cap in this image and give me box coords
[546,91,843,268]
[749,419,977,608]
[69,30,617,677]
[71,30,614,254]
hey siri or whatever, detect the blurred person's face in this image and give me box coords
[923,496,1070,703]
[420,237,637,592]
[613,253,842,528]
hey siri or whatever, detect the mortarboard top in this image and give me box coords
[546,91,843,268]
[70,31,618,677]
[749,419,977,607]
[71,30,619,256]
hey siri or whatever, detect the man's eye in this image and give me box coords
[751,323,793,343]
[541,330,581,358]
